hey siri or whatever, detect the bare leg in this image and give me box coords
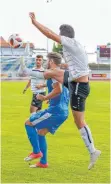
[30,105,39,114]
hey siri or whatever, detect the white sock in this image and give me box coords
[80,125,96,154]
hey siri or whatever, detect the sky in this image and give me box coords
[0,0,111,52]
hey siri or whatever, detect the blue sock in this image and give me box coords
[25,124,40,154]
[38,135,47,164]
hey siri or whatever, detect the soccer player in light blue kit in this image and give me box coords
[24,52,69,168]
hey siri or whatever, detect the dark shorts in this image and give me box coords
[63,70,90,111]
[68,81,90,112]
[31,92,46,110]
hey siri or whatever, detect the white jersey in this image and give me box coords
[30,67,46,94]
[61,36,89,81]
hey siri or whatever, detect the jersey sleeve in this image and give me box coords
[61,36,76,48]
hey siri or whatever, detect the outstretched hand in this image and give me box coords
[29,12,36,23]
[23,89,27,94]
[36,84,43,89]
[36,94,45,101]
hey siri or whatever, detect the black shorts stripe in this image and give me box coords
[84,126,92,143]
[32,70,44,72]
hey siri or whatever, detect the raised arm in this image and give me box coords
[29,12,61,43]
[18,57,64,84]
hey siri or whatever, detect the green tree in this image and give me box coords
[57,43,63,54]
[52,42,57,52]
[52,42,63,54]
[107,42,111,46]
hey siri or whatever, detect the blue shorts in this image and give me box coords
[29,108,68,134]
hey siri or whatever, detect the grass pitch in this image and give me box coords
[1,81,110,183]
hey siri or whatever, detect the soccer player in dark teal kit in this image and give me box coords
[24,53,69,168]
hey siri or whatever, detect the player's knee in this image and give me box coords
[38,131,46,136]
[25,120,33,126]
[38,129,48,136]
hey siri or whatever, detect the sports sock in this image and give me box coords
[79,125,96,154]
[25,125,40,154]
[38,135,47,164]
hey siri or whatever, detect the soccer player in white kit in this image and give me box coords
[19,12,101,170]
[23,55,46,113]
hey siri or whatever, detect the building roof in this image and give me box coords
[0,36,34,48]
[0,36,10,47]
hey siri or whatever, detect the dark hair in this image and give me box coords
[36,55,43,58]
[47,52,62,65]
[59,24,75,38]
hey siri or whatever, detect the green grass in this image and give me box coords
[1,81,110,183]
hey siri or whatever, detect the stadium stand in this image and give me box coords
[0,36,110,80]
[2,63,13,71]
[89,63,110,70]
[14,64,20,71]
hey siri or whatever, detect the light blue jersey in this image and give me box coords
[47,79,69,116]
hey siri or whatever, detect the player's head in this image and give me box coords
[47,52,62,69]
[35,55,43,67]
[59,24,75,38]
